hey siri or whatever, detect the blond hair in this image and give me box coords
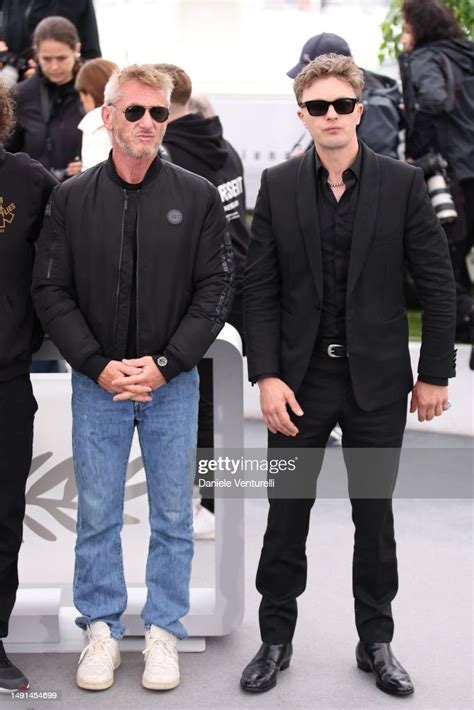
[104,64,174,106]
[293,53,364,104]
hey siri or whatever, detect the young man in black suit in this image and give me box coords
[241,54,456,697]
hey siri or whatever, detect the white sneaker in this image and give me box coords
[142,625,180,690]
[193,499,215,540]
[76,621,120,691]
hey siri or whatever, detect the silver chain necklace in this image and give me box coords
[327,178,345,188]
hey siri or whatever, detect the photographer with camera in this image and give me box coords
[5,16,83,181]
[399,0,474,343]
[0,1,101,84]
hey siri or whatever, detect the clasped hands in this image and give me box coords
[98,356,166,402]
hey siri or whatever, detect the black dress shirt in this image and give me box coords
[315,147,361,344]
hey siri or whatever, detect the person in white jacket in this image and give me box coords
[75,58,117,170]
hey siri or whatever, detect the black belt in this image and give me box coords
[315,342,347,358]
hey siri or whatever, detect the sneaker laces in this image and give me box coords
[78,637,115,673]
[143,638,177,669]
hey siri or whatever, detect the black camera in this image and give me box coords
[412,152,458,224]
[0,50,29,78]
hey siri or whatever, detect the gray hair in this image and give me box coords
[104,64,174,106]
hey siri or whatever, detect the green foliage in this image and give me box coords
[379,0,474,63]
[407,309,422,341]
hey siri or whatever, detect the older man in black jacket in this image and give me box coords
[33,64,233,692]
[241,54,456,697]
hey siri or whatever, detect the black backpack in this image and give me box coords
[357,70,402,160]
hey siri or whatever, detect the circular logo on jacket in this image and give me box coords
[167,209,183,225]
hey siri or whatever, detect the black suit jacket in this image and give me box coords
[243,142,456,411]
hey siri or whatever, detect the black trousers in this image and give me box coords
[257,353,407,644]
[0,375,37,638]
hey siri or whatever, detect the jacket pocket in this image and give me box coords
[381,307,407,323]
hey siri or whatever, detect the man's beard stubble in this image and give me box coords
[114,128,162,159]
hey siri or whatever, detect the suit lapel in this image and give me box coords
[347,144,380,297]
[296,148,323,306]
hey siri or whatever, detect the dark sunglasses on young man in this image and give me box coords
[120,104,170,123]
[299,98,359,117]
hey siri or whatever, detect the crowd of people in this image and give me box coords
[0,0,470,700]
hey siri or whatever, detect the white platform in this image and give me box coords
[7,587,208,653]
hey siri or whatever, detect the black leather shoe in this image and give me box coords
[0,641,29,692]
[356,641,414,696]
[240,642,292,693]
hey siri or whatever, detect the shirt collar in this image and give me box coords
[105,151,162,189]
[315,142,362,182]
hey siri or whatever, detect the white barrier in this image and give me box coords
[9,325,244,653]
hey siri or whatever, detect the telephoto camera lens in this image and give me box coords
[426,174,458,224]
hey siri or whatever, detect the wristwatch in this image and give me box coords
[156,355,168,367]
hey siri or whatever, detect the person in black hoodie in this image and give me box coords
[0,79,56,692]
[157,63,249,336]
[5,16,84,180]
[156,64,249,532]
[399,0,474,343]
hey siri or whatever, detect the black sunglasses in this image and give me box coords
[299,98,359,117]
[120,104,170,123]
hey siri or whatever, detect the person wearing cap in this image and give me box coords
[287,32,353,78]
[288,32,402,159]
[241,53,455,697]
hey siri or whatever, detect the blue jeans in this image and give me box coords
[71,367,199,640]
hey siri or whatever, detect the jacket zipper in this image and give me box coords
[112,191,128,352]
[135,193,140,356]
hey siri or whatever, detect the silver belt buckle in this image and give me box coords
[327,344,343,358]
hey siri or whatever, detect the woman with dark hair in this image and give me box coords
[75,58,117,170]
[399,0,474,343]
[5,16,84,180]
[0,1,101,82]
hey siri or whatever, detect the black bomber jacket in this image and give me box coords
[0,147,57,380]
[32,154,234,381]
